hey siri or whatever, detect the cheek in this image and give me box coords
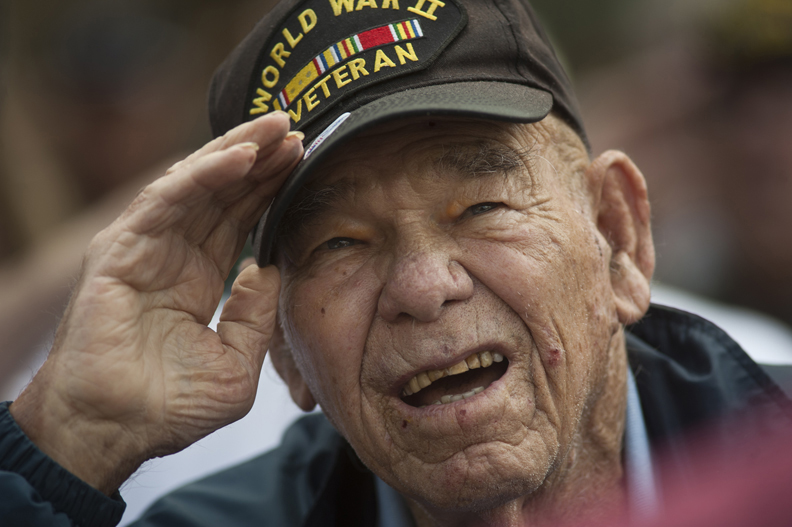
[284,266,381,420]
[460,218,615,381]
[458,220,617,443]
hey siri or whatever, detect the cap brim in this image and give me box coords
[253,80,553,265]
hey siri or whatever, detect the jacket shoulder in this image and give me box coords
[131,413,344,527]
[627,304,792,443]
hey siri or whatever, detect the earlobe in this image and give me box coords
[269,320,317,412]
[587,150,655,325]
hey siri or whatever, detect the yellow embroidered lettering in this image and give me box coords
[347,58,369,80]
[262,66,280,88]
[250,88,272,115]
[394,42,418,65]
[374,49,396,72]
[329,0,355,16]
[314,75,333,98]
[298,9,318,33]
[407,0,445,20]
[282,27,303,48]
[303,87,320,111]
[288,99,304,123]
[356,0,378,10]
[383,0,400,8]
[332,65,352,88]
[270,43,291,68]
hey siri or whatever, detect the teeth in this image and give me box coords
[480,351,493,368]
[428,370,445,382]
[402,351,506,399]
[446,360,469,376]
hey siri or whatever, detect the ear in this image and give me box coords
[269,317,317,412]
[586,150,655,325]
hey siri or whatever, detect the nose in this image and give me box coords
[378,247,474,323]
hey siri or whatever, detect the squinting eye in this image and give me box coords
[468,202,500,216]
[324,237,358,250]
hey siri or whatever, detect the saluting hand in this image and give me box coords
[10,112,303,494]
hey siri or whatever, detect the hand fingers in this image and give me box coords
[123,130,302,240]
[142,110,297,223]
[122,143,258,236]
[198,138,303,274]
[203,131,304,219]
[166,112,293,176]
[216,264,281,373]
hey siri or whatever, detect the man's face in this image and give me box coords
[277,117,623,511]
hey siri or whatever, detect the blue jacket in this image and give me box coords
[1,305,791,527]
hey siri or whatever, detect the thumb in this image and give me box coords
[217,264,281,372]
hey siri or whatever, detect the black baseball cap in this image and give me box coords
[208,0,587,265]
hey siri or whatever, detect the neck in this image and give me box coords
[406,330,630,527]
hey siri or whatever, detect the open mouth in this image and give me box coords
[401,351,509,408]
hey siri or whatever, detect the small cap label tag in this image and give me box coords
[246,0,466,132]
[304,112,351,158]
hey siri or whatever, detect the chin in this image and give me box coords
[386,442,556,513]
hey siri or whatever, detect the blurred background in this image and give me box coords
[0,0,790,524]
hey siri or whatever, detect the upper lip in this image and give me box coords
[391,343,511,396]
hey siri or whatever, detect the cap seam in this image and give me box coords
[492,0,527,82]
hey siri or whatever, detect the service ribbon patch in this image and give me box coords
[246,0,466,131]
[274,18,424,111]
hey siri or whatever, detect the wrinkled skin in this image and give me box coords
[275,116,654,525]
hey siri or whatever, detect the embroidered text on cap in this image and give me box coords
[245,0,466,131]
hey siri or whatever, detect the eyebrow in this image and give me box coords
[435,142,526,179]
[275,141,527,249]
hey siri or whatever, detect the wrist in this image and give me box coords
[9,370,147,495]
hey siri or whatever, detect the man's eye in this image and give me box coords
[324,237,358,250]
[468,202,501,216]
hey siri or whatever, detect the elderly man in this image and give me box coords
[1,0,790,526]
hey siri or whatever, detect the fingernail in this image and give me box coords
[286,131,305,141]
[270,110,289,118]
[238,142,260,151]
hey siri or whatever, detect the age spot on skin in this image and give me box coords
[547,348,562,367]
[402,420,408,429]
[321,307,326,315]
